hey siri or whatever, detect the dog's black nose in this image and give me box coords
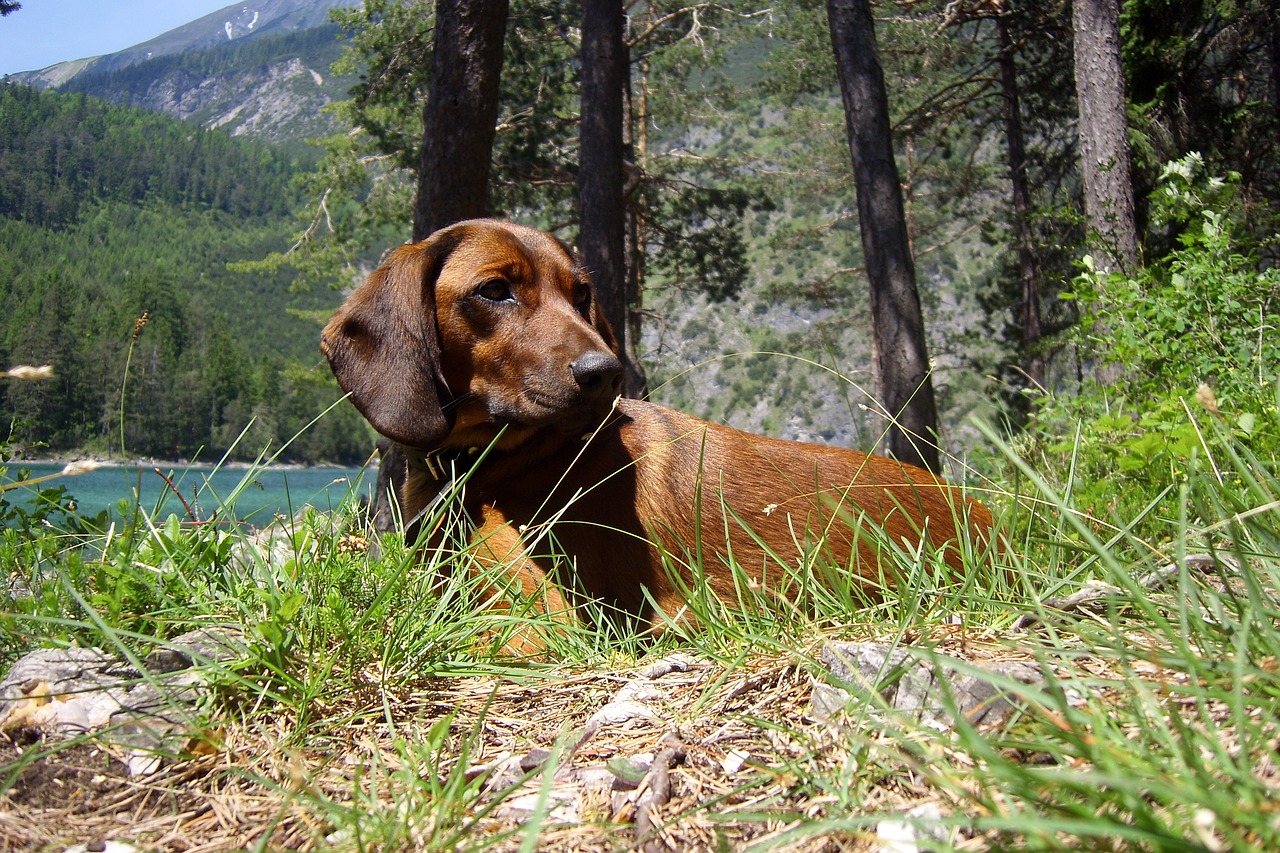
[571,351,624,399]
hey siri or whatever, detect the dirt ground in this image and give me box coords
[0,638,1023,852]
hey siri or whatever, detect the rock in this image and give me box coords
[721,748,750,774]
[0,627,249,773]
[63,842,140,853]
[636,653,702,679]
[0,648,120,702]
[494,785,583,824]
[587,699,663,729]
[583,653,711,734]
[876,802,950,853]
[488,654,710,830]
[0,648,126,734]
[813,641,1044,728]
[143,627,248,673]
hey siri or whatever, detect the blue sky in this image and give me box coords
[0,0,234,77]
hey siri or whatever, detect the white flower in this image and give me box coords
[60,460,103,478]
[4,365,54,380]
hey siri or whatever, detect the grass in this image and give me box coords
[2,411,1280,851]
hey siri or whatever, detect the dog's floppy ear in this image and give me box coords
[321,233,460,449]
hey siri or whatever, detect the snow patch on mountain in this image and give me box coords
[223,7,266,40]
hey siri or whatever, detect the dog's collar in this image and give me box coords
[399,444,482,482]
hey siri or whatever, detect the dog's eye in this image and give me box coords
[573,286,592,311]
[476,279,513,303]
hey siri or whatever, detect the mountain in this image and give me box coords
[0,1,382,462]
[9,0,358,83]
[6,0,360,144]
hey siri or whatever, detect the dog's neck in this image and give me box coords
[399,444,482,482]
[396,443,484,541]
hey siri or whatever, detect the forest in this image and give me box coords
[275,0,1280,491]
[0,84,371,463]
[0,85,301,226]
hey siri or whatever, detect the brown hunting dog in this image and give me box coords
[322,219,993,650]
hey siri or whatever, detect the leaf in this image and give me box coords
[277,592,307,623]
[606,756,650,786]
[258,620,284,646]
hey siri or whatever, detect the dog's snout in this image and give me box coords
[571,351,624,399]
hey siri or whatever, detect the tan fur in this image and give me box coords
[323,220,994,653]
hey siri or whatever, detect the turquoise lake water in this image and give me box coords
[3,462,373,528]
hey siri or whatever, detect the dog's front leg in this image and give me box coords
[467,508,575,657]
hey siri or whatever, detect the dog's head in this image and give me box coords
[321,219,622,450]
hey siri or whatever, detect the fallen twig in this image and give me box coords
[1014,553,1232,630]
[633,732,687,853]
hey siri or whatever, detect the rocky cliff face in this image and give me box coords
[123,56,341,143]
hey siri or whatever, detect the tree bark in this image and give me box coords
[1268,14,1280,127]
[826,0,941,473]
[412,0,509,240]
[996,9,1044,389]
[377,0,509,535]
[580,0,646,396]
[1071,0,1139,274]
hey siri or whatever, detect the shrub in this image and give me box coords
[1031,154,1280,544]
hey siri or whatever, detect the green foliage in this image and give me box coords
[8,406,1280,850]
[330,0,439,172]
[645,184,774,303]
[11,4,1280,846]
[1031,155,1280,540]
[1122,0,1280,220]
[914,420,1280,851]
[275,0,771,306]
[0,204,372,462]
[0,432,105,661]
[635,0,1069,441]
[0,450,95,539]
[1075,155,1280,419]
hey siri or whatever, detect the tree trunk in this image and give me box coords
[1268,15,1280,127]
[580,0,646,396]
[1071,0,1139,275]
[623,21,653,400]
[996,10,1044,390]
[412,0,509,240]
[826,0,942,474]
[377,0,509,535]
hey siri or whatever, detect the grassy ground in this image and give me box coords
[3,420,1280,851]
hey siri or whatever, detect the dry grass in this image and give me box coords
[1,629,1043,853]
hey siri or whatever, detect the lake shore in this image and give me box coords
[4,459,375,522]
[8,454,375,472]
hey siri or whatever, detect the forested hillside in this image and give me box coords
[0,85,300,226]
[0,84,371,463]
